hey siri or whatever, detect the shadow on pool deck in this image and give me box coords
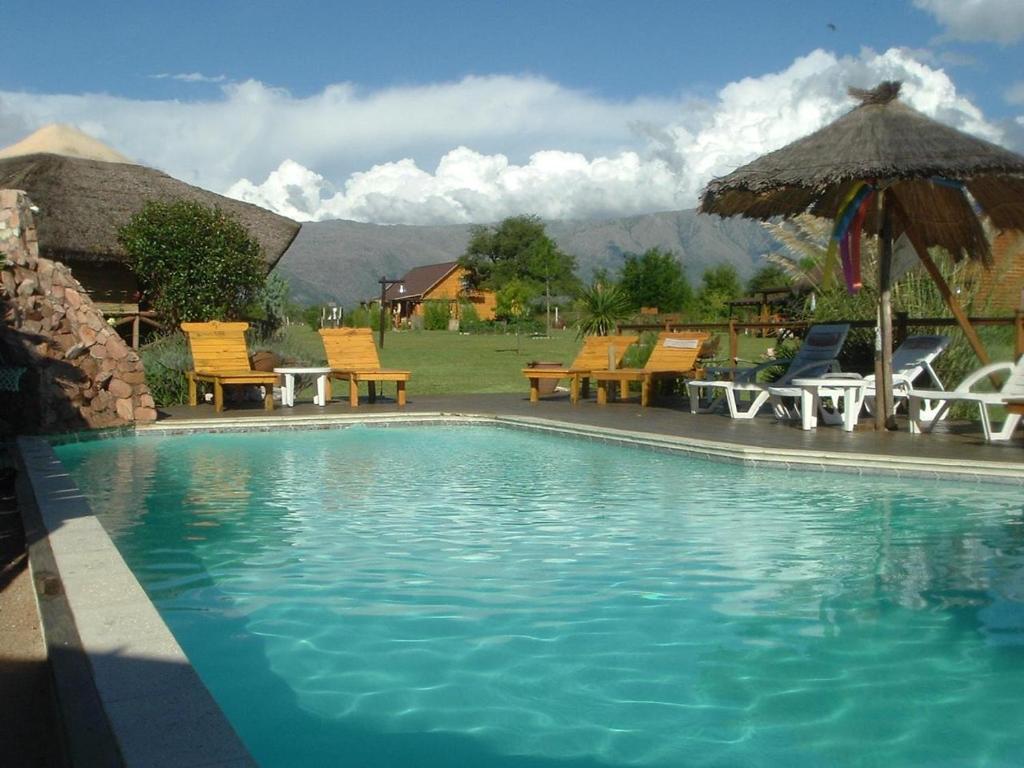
[156,391,1024,468]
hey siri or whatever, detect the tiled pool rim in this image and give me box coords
[17,412,1024,767]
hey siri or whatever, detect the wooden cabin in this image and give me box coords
[385,261,496,327]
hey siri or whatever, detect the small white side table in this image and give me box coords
[274,367,332,407]
[790,377,868,432]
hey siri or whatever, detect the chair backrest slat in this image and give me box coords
[644,332,710,372]
[572,335,639,370]
[320,328,383,371]
[181,322,254,373]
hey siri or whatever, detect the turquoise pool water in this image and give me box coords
[57,426,1024,767]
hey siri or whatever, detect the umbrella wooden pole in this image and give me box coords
[890,197,993,372]
[877,193,897,430]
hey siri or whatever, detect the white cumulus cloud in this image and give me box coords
[229,48,1006,223]
[914,0,1024,44]
[0,47,1011,225]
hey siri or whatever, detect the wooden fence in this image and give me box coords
[619,310,1024,368]
[95,303,164,349]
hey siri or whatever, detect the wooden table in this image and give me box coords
[1006,398,1024,416]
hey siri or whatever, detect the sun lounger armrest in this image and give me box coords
[955,361,1015,392]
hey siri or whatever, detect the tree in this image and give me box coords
[746,264,791,295]
[496,279,535,353]
[618,247,693,313]
[459,214,578,295]
[118,200,266,328]
[696,264,742,319]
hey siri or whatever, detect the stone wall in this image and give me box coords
[0,189,157,432]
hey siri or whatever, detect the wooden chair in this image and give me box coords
[521,335,639,403]
[319,328,411,407]
[181,321,279,412]
[592,331,710,407]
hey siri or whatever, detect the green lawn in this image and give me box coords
[277,325,776,395]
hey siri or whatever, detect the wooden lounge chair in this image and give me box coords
[181,321,279,413]
[592,331,710,407]
[319,328,411,407]
[522,334,639,403]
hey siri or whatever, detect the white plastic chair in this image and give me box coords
[791,334,951,426]
[908,354,1024,442]
[687,324,849,419]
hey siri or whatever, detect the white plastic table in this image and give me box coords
[274,367,332,407]
[790,377,868,432]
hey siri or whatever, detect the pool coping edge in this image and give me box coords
[17,435,258,768]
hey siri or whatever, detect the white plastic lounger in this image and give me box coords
[908,355,1024,442]
[687,324,849,420]
[780,334,951,428]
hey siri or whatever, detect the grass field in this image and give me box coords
[277,325,776,395]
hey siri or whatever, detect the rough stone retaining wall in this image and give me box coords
[0,188,157,431]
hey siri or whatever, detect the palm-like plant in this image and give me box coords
[575,282,633,337]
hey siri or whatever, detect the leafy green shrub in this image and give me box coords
[139,332,191,406]
[456,301,483,332]
[248,273,291,339]
[300,305,324,332]
[118,200,266,328]
[345,305,381,330]
[423,300,451,330]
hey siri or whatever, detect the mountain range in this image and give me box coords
[274,209,778,307]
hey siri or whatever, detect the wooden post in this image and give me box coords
[890,196,992,368]
[1016,308,1023,358]
[132,313,140,349]
[877,193,896,430]
[728,318,738,367]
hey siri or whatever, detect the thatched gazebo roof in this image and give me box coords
[701,82,1024,263]
[0,127,300,270]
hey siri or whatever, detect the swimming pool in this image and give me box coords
[56,424,1024,767]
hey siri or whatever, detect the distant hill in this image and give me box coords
[274,209,777,307]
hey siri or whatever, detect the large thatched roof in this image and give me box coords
[701,82,1024,261]
[0,128,299,269]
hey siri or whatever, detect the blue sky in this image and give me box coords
[2,0,1023,224]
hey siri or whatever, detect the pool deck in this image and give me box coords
[5,391,1022,767]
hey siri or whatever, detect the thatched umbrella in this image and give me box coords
[0,126,300,269]
[700,81,1024,429]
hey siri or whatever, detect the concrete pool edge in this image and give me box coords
[136,410,1024,484]
[17,435,257,768]
[16,411,1022,766]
